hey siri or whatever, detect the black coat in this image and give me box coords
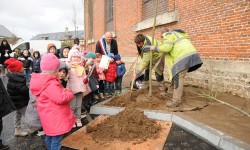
[6,72,29,109]
[0,78,15,118]
[0,44,12,65]
[18,55,33,69]
[32,57,41,73]
[96,39,118,55]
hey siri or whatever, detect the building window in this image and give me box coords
[106,0,114,31]
[142,0,167,20]
[88,0,93,39]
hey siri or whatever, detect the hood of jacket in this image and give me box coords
[60,46,71,58]
[30,73,59,96]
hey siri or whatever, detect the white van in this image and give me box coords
[11,40,61,56]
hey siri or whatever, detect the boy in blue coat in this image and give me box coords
[114,54,126,94]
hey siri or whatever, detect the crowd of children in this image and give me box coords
[1,42,126,149]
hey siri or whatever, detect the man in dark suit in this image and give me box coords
[95,32,118,55]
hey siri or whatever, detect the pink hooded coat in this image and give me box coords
[30,73,75,136]
[66,66,88,94]
[95,60,105,81]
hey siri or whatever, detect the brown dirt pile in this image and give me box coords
[105,86,170,110]
[86,108,161,144]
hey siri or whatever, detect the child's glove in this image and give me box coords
[83,78,89,84]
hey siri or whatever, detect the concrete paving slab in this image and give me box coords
[172,114,223,147]
[219,136,250,150]
[143,109,173,121]
[90,105,124,116]
[90,102,250,150]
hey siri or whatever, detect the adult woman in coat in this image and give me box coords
[0,39,12,77]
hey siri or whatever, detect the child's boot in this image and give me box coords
[93,94,99,100]
[14,128,28,137]
[99,93,105,99]
[28,127,37,134]
[76,119,82,127]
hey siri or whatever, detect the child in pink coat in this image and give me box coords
[30,53,75,150]
[67,49,88,127]
[95,53,105,97]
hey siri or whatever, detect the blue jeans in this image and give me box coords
[45,135,63,150]
[24,69,31,82]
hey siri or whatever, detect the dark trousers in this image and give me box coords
[115,76,123,91]
[98,80,105,93]
[24,69,31,82]
[144,69,164,82]
[105,81,114,94]
[0,118,2,144]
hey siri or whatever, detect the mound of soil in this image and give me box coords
[105,85,170,110]
[86,108,161,144]
[105,84,209,112]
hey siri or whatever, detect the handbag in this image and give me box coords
[0,79,16,118]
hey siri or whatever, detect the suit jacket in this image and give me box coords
[96,38,118,55]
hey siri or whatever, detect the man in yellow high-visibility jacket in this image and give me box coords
[149,29,203,107]
[134,34,166,95]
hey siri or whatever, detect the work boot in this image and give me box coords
[166,99,182,107]
[158,81,167,91]
[160,92,170,98]
[0,143,9,150]
[14,128,28,137]
[140,81,149,89]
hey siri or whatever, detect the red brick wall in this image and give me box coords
[85,0,250,60]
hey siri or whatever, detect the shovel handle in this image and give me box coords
[130,55,139,92]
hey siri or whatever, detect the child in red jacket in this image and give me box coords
[104,53,117,97]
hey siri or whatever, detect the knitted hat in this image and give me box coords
[86,52,96,59]
[108,53,114,58]
[72,45,79,50]
[68,49,82,59]
[4,58,23,72]
[40,53,60,72]
[47,43,56,52]
[114,54,121,60]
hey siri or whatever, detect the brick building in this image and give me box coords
[84,0,250,98]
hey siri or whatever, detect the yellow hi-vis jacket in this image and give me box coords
[136,35,164,77]
[154,31,203,81]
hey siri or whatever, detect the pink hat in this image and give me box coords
[72,45,79,50]
[69,49,82,58]
[40,53,60,72]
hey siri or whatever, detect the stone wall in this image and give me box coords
[186,59,250,99]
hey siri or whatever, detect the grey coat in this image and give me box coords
[25,90,42,129]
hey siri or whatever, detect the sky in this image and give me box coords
[0,0,84,40]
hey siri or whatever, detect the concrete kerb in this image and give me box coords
[89,102,250,150]
[90,98,125,115]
